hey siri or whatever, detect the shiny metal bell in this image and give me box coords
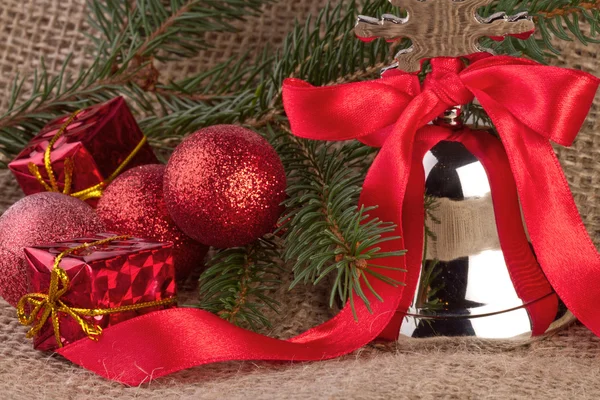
[399,138,563,339]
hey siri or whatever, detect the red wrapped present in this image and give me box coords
[8,97,158,206]
[18,234,177,351]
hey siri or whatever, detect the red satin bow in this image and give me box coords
[55,55,599,385]
[283,54,600,337]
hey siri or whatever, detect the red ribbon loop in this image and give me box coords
[53,55,599,386]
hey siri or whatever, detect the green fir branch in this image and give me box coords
[138,0,400,139]
[0,0,270,165]
[273,126,406,317]
[197,238,282,332]
[88,0,267,61]
[479,0,600,62]
[139,49,274,141]
[0,52,157,166]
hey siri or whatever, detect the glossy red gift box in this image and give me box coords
[8,97,157,206]
[24,234,177,351]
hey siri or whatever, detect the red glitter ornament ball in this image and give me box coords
[0,192,105,306]
[97,164,208,280]
[164,125,287,248]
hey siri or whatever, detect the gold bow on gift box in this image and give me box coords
[27,111,148,201]
[17,235,177,348]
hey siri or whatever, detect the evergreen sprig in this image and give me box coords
[197,238,282,331]
[274,127,406,317]
[88,0,267,61]
[0,52,152,166]
[138,0,399,140]
[0,0,269,165]
[480,0,600,62]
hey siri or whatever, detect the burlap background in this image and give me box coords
[1,0,599,399]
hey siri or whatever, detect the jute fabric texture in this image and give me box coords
[0,1,599,399]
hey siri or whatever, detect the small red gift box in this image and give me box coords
[8,97,157,206]
[22,234,177,351]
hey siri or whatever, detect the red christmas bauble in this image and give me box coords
[164,125,286,248]
[97,164,208,280]
[0,192,105,306]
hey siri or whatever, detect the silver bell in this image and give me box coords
[399,109,564,339]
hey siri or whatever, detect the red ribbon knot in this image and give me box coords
[422,58,475,106]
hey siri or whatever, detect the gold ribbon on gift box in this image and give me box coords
[27,110,148,201]
[16,235,177,348]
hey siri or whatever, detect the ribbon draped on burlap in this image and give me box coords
[54,55,600,385]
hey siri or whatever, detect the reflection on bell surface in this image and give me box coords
[399,140,562,339]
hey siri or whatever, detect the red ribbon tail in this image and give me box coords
[481,95,600,336]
